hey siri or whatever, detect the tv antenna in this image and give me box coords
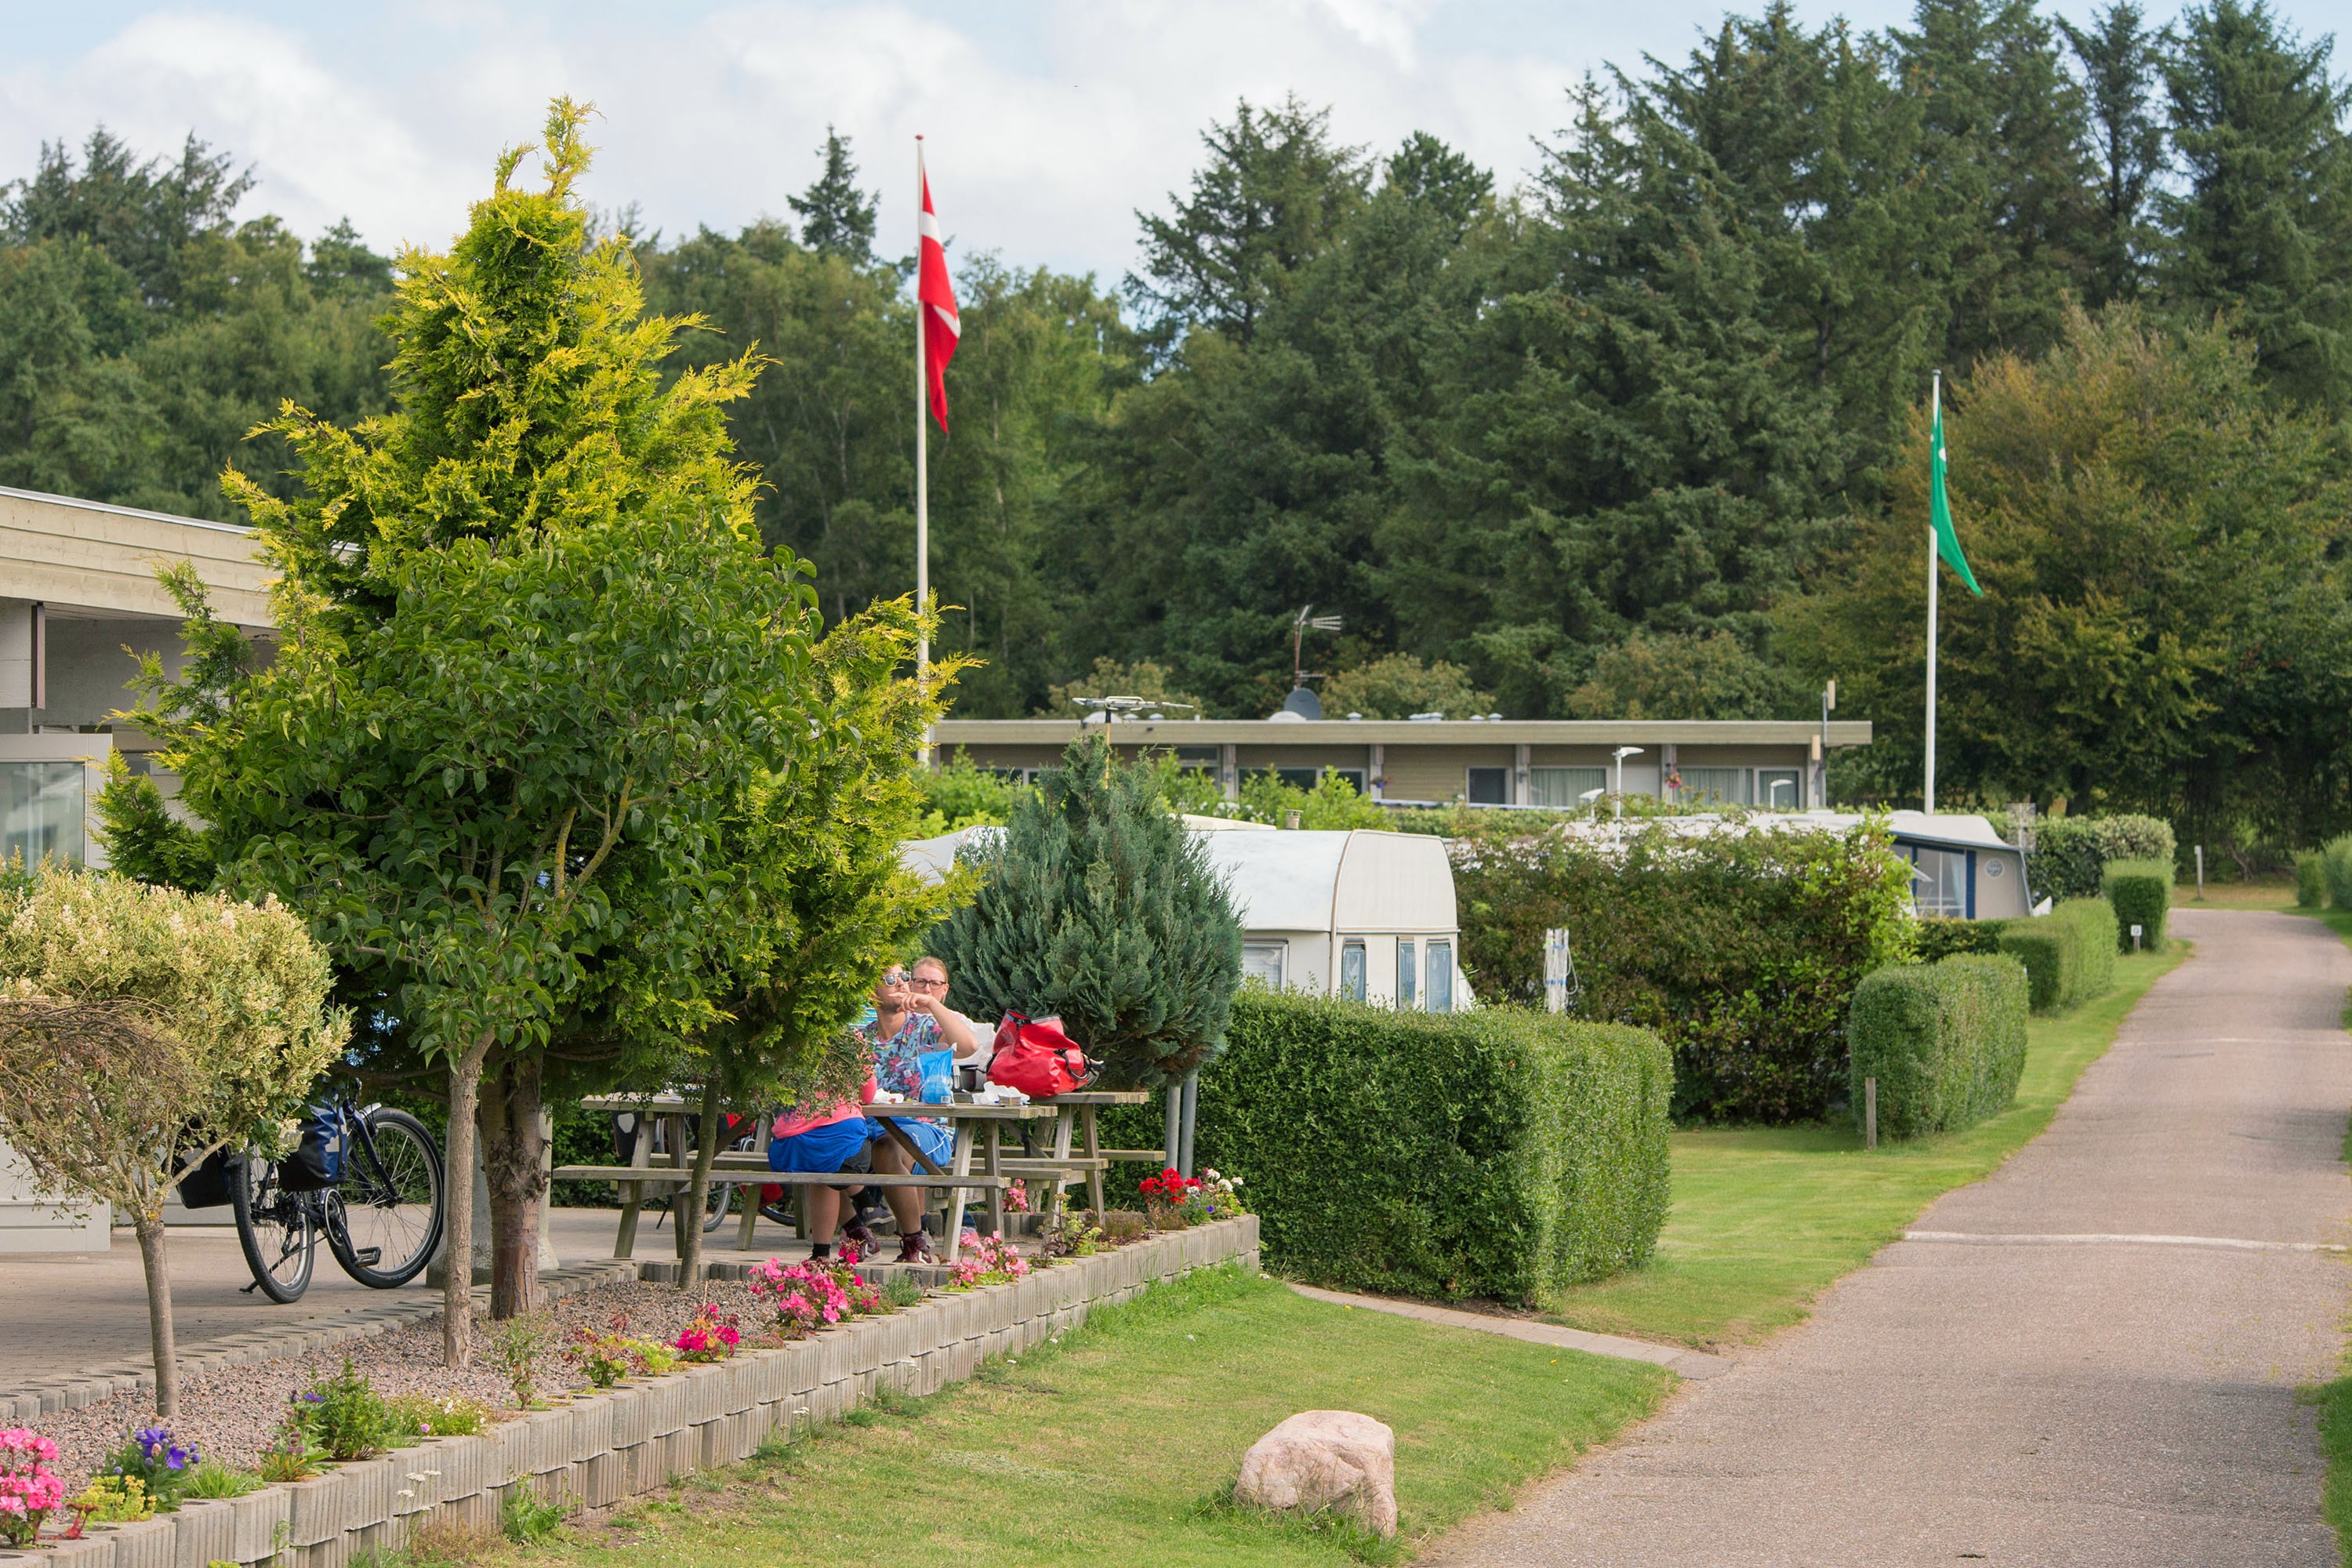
[1073,695,1197,724]
[1291,605,1343,686]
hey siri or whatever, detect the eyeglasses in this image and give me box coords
[907,975,948,991]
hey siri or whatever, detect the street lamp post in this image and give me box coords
[1611,746,1644,820]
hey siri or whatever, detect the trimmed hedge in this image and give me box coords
[2102,859,2172,951]
[2322,834,2352,909]
[1995,813,2175,900]
[1451,818,1915,1122]
[1995,897,2117,1012]
[1848,955,2030,1139]
[1191,989,1671,1305]
[2296,850,2326,909]
[1916,916,2005,962]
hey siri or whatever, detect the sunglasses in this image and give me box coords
[880,971,909,985]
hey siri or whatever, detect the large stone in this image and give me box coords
[1233,1410,1397,1538]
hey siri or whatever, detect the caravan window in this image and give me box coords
[1912,848,1970,918]
[1241,942,1287,990]
[1426,941,1454,1014]
[1396,939,1416,1008]
[1340,941,1367,1002]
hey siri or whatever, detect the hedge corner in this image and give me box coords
[1848,954,2029,1139]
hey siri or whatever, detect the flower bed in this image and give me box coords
[0,1217,1259,1568]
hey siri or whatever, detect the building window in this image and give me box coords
[1258,766,1367,795]
[2,761,84,869]
[1173,746,1221,774]
[1529,766,1607,808]
[1241,942,1287,990]
[1679,767,1748,806]
[1396,938,1416,1008]
[1465,767,1509,804]
[1426,940,1454,1013]
[1755,769,1803,811]
[1911,848,1971,919]
[1340,940,1367,1002]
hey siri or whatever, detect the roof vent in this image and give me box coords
[1408,711,1445,722]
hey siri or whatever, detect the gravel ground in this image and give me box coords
[38,1276,781,1492]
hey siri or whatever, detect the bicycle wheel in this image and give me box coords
[700,1179,733,1231]
[230,1155,314,1303]
[325,1108,445,1289]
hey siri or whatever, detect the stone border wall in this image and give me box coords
[0,1216,1258,1568]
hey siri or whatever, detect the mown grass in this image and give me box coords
[475,1265,1670,1568]
[1544,945,2190,1348]
[2292,905,2352,1565]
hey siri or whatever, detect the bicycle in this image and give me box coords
[227,1098,447,1304]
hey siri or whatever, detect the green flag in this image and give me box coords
[1929,397,1983,596]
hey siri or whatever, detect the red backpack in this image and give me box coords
[988,1013,1095,1098]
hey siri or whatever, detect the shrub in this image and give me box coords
[2296,851,2326,908]
[1915,917,2005,962]
[1848,955,2030,1138]
[295,1359,397,1462]
[1996,898,2116,1012]
[2102,860,2172,951]
[1192,989,1671,1305]
[2012,814,2175,900]
[2323,835,2352,909]
[1450,817,1915,1122]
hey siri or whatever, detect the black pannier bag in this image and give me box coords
[278,1109,345,1192]
[175,1146,239,1209]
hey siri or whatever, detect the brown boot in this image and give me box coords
[896,1230,938,1265]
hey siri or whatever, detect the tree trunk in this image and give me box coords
[441,1033,495,1369]
[131,1209,177,1417]
[678,1076,725,1287]
[481,1052,548,1320]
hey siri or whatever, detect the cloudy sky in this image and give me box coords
[3,0,2194,285]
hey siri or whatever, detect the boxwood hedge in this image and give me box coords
[2101,860,2172,951]
[1994,897,2116,1012]
[1989,812,2174,900]
[1848,955,2030,1139]
[1190,989,1671,1305]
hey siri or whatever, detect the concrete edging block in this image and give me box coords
[568,1396,613,1464]
[91,1517,170,1568]
[282,1471,349,1548]
[226,1484,289,1562]
[169,1498,234,1568]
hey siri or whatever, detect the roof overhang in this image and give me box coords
[0,485,273,628]
[934,718,1875,746]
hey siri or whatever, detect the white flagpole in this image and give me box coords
[1924,368,1940,816]
[914,137,931,681]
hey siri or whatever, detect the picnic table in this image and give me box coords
[562,1088,1148,1263]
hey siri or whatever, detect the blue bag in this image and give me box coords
[919,1051,956,1105]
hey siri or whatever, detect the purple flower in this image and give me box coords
[165,1446,191,1471]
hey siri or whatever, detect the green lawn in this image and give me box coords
[1544,944,2190,1348]
[510,1266,1668,1568]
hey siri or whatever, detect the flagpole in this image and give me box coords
[914,136,931,683]
[1924,368,1940,816]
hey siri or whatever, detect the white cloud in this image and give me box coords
[0,2,1617,282]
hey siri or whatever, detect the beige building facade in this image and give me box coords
[932,717,1873,810]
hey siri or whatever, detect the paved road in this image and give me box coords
[1433,909,2352,1567]
[2,1204,779,1392]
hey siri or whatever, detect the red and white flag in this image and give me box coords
[916,143,960,431]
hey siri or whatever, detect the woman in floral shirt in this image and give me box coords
[853,965,979,1262]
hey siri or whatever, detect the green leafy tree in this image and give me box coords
[1779,306,2352,843]
[1564,631,1803,720]
[2161,0,2352,407]
[103,100,822,1362]
[0,866,345,1414]
[1319,652,1490,719]
[928,733,1243,1087]
[788,128,879,264]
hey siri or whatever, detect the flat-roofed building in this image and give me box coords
[932,716,1874,812]
[0,484,271,869]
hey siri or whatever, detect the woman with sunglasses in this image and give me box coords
[851,964,978,1262]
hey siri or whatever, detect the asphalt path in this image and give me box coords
[1432,909,2352,1567]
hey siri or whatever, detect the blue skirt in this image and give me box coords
[768,1118,870,1174]
[872,1116,955,1169]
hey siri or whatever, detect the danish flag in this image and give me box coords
[916,141,960,431]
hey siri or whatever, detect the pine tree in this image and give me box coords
[2162,0,2352,406]
[928,733,1242,1087]
[2060,2,2169,303]
[788,128,878,263]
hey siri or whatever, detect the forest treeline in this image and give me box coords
[4,0,2350,859]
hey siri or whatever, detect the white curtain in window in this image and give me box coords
[1529,767,1607,808]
